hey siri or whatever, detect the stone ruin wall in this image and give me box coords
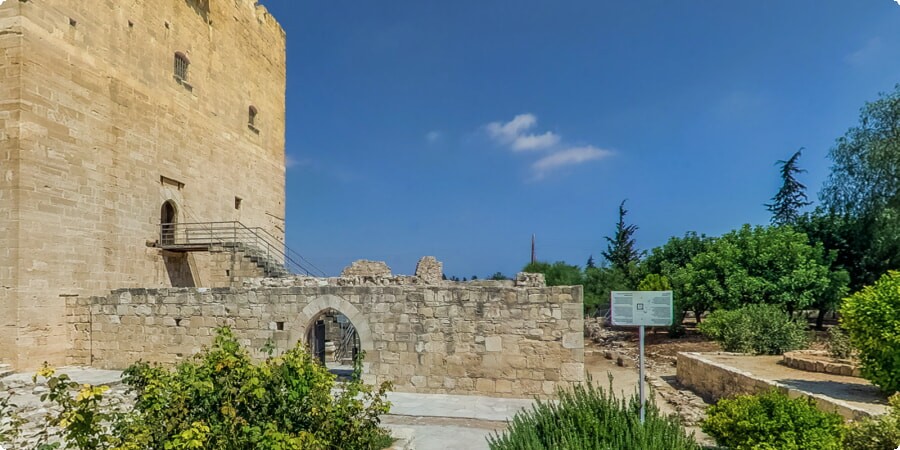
[67,275,584,398]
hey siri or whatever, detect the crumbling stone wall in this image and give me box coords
[414,256,443,283]
[71,280,585,398]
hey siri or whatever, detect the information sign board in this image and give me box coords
[610,291,673,327]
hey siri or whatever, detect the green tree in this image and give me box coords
[822,85,900,216]
[585,255,596,269]
[523,261,583,287]
[637,273,672,291]
[583,266,631,315]
[642,232,713,324]
[489,272,508,281]
[601,200,643,282]
[673,225,835,318]
[766,149,812,226]
[818,85,900,291]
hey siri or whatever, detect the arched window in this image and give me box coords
[174,52,190,81]
[248,105,258,127]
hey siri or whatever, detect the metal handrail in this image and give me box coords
[159,221,321,276]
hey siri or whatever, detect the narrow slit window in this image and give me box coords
[234,197,242,210]
[248,106,259,131]
[174,52,190,81]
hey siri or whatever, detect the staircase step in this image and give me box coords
[0,364,13,379]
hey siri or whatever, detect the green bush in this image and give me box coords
[29,328,393,450]
[826,326,854,360]
[487,380,699,450]
[839,270,900,394]
[842,393,900,450]
[701,390,844,450]
[698,304,808,355]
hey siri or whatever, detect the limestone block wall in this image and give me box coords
[677,352,877,420]
[73,283,586,398]
[0,0,23,367]
[0,0,286,368]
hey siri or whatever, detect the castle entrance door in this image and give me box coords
[161,201,177,245]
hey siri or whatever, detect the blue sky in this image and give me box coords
[257,0,900,278]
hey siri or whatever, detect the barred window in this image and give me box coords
[174,52,189,81]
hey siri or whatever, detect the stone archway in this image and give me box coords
[293,295,376,382]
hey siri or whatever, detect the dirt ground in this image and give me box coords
[583,321,719,446]
[582,318,891,447]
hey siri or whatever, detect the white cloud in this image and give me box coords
[486,113,560,151]
[511,131,560,151]
[484,113,614,180]
[531,146,613,179]
[486,113,537,143]
[425,130,442,143]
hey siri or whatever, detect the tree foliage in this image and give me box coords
[840,270,900,394]
[671,225,838,317]
[822,84,900,216]
[523,261,583,287]
[601,200,643,281]
[816,85,900,292]
[698,304,809,355]
[583,266,632,314]
[766,149,812,226]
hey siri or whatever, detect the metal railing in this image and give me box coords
[334,323,358,363]
[159,221,325,277]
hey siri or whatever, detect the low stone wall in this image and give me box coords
[69,281,585,398]
[677,352,875,420]
[782,351,861,377]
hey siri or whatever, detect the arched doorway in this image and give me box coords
[296,295,375,383]
[307,309,361,378]
[160,200,177,246]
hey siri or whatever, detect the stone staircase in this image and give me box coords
[222,242,291,278]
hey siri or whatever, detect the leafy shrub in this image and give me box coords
[29,328,393,450]
[0,393,22,446]
[842,393,900,450]
[638,273,672,291]
[826,326,854,360]
[839,270,900,394]
[698,304,808,355]
[701,389,844,450]
[487,380,699,450]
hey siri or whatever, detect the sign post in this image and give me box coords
[610,291,674,424]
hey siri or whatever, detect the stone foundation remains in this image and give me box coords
[677,352,878,420]
[68,273,585,398]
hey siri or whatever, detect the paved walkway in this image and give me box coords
[382,392,538,450]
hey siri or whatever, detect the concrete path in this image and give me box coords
[382,392,538,450]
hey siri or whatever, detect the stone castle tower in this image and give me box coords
[0,0,287,369]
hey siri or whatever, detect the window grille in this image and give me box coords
[174,53,189,81]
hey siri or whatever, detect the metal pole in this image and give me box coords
[639,324,646,424]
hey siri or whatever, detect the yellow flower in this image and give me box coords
[36,365,56,378]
